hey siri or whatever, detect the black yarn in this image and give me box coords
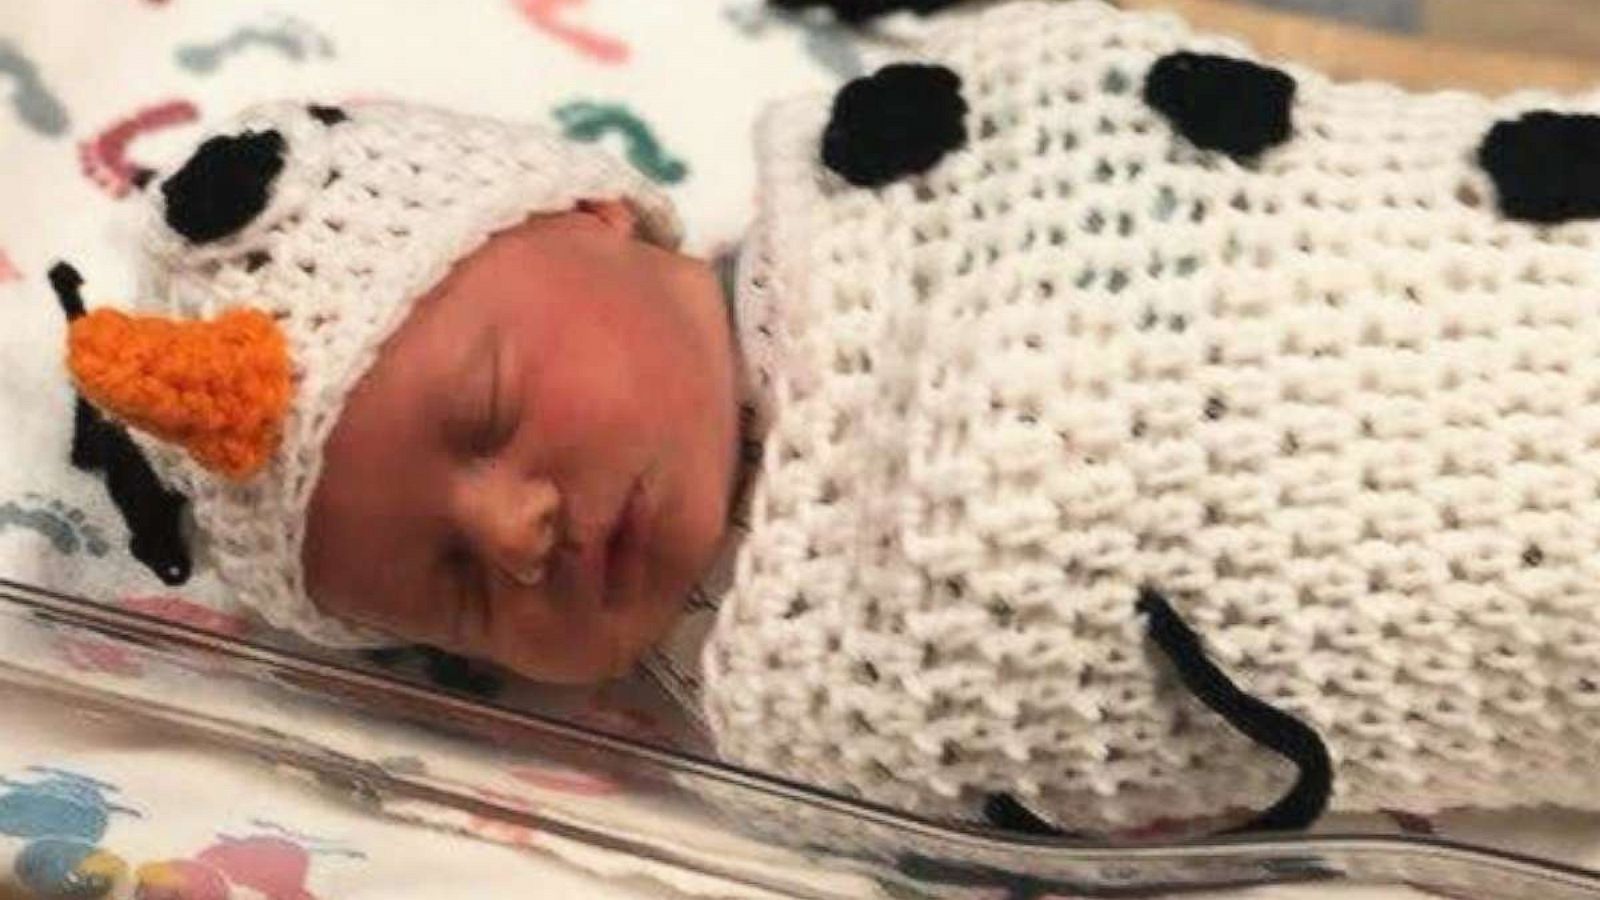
[49,262,193,587]
[983,793,1078,837]
[898,851,1340,900]
[822,63,968,188]
[306,104,349,126]
[419,647,504,697]
[364,646,503,697]
[51,264,108,472]
[1143,52,1296,162]
[978,589,1331,839]
[96,423,193,586]
[47,261,86,320]
[1137,586,1331,833]
[769,0,968,24]
[70,397,112,473]
[362,647,414,667]
[1478,111,1600,224]
[160,129,286,244]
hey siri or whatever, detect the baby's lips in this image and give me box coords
[67,306,292,480]
[562,530,611,611]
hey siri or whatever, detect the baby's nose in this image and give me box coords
[465,476,563,586]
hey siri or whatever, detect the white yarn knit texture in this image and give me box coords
[701,0,1600,830]
[131,100,681,645]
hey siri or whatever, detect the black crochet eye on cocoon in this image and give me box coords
[1144,52,1296,162]
[1479,111,1600,224]
[769,0,968,24]
[161,129,287,244]
[822,63,968,188]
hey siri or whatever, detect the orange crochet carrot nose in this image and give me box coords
[67,307,291,480]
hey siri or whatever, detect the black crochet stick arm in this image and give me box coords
[48,260,194,586]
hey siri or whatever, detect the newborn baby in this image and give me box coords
[65,0,1600,834]
[67,105,743,685]
[302,201,740,683]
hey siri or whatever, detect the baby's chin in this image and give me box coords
[485,592,686,685]
[487,545,711,685]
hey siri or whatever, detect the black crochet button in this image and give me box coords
[822,62,968,188]
[161,129,287,244]
[307,103,349,126]
[1144,52,1296,162]
[1479,111,1600,224]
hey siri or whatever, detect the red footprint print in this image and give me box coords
[78,100,199,198]
[120,594,251,635]
[0,249,18,284]
[463,789,544,849]
[507,763,621,797]
[465,814,542,849]
[57,595,250,677]
[57,634,147,676]
[512,0,629,65]
[197,837,316,900]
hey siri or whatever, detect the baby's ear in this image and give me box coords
[576,198,639,239]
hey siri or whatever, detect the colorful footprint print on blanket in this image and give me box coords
[56,595,251,677]
[0,249,19,285]
[0,39,70,137]
[554,101,688,185]
[0,767,138,899]
[0,494,111,558]
[78,100,200,198]
[175,17,334,74]
[137,822,362,900]
[512,0,629,65]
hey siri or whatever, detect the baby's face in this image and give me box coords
[303,203,740,683]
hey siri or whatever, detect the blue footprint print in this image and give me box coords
[0,493,111,558]
[175,16,335,74]
[0,39,70,137]
[554,101,689,186]
[0,767,139,898]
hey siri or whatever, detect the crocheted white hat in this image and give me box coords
[67,100,681,645]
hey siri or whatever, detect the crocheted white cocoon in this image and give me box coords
[701,0,1600,829]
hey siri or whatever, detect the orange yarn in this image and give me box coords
[67,307,291,480]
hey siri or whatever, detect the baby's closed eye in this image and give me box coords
[448,325,522,458]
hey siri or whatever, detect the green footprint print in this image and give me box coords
[0,494,111,557]
[554,101,689,186]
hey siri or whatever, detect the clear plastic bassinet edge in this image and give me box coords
[1,577,1597,900]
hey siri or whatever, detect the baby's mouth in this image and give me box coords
[569,476,650,610]
[601,477,650,608]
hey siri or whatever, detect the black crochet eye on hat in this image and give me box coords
[161,129,288,244]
